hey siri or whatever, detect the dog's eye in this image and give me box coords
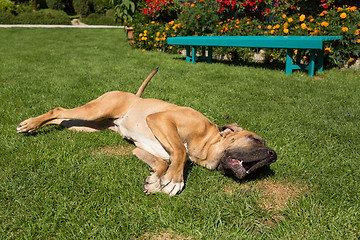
[248,135,264,145]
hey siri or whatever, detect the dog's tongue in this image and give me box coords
[228,158,242,165]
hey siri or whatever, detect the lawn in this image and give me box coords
[0,28,359,239]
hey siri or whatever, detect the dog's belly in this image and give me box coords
[114,99,172,160]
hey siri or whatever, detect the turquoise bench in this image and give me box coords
[167,36,342,77]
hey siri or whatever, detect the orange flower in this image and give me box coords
[340,12,347,19]
[283,29,289,34]
[342,27,349,32]
[299,14,305,22]
[191,3,195,7]
[197,14,200,19]
[357,39,360,43]
[320,10,327,16]
[301,23,307,29]
[348,58,355,62]
[270,30,275,34]
[258,25,262,29]
[325,47,331,53]
[267,25,272,30]
[282,14,287,19]
[288,18,293,23]
[142,49,146,52]
[321,22,329,27]
[349,6,356,12]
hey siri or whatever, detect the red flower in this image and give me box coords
[266,8,270,13]
[242,2,247,6]
[323,3,328,9]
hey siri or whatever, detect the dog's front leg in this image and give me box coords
[132,148,169,194]
[146,113,186,196]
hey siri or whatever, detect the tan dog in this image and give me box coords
[17,69,277,196]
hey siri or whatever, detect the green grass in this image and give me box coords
[1,27,359,239]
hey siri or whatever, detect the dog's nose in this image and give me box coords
[268,149,277,162]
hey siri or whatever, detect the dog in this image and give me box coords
[16,68,277,196]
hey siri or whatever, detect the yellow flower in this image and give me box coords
[267,25,272,30]
[258,25,262,29]
[340,12,347,19]
[156,32,160,37]
[342,27,349,32]
[325,47,331,53]
[288,18,293,23]
[301,23,307,29]
[191,4,195,7]
[294,50,298,55]
[299,14,305,22]
[321,22,329,27]
[151,21,155,24]
[283,29,289,34]
[169,46,173,50]
[270,30,275,34]
[139,33,143,37]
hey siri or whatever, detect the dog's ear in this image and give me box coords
[218,122,244,137]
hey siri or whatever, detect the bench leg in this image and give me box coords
[185,46,191,63]
[286,49,294,74]
[192,47,196,64]
[317,48,324,73]
[307,50,315,77]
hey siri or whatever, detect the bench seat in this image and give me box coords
[167,36,342,76]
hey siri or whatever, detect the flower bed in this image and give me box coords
[133,1,360,68]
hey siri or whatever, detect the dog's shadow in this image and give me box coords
[182,161,275,192]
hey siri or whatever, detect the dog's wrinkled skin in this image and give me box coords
[17,69,277,196]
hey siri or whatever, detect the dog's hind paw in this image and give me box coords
[16,118,39,133]
[143,174,162,194]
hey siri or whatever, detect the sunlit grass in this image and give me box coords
[0,28,359,239]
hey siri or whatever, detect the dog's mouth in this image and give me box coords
[218,149,277,179]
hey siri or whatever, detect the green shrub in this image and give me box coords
[73,0,109,18]
[73,0,91,17]
[178,0,219,36]
[81,13,120,25]
[0,11,16,24]
[15,9,71,25]
[46,0,66,11]
[0,0,16,14]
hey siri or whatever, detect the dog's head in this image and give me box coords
[217,123,277,180]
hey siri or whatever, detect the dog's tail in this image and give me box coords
[136,67,159,97]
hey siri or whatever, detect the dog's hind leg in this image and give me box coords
[17,91,138,133]
[132,147,169,194]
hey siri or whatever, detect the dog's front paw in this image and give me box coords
[160,174,184,196]
[143,173,162,194]
[16,118,40,133]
